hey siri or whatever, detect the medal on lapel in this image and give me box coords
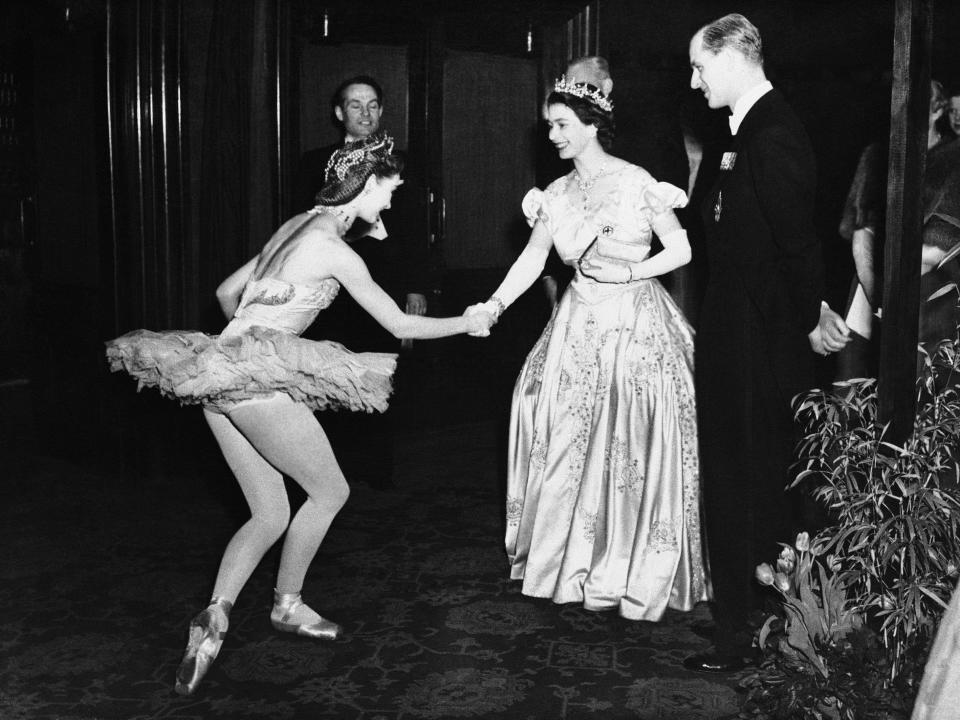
[712,148,733,222]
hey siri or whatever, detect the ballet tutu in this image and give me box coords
[105,326,397,413]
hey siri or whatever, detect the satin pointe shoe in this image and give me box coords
[174,596,232,696]
[270,589,341,640]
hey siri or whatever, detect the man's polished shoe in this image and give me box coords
[682,651,747,673]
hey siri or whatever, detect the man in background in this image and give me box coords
[295,75,430,488]
[944,88,960,138]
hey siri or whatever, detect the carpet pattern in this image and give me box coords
[1,414,745,720]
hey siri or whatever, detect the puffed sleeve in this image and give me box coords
[640,181,689,219]
[521,187,553,233]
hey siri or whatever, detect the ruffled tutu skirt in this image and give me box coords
[105,326,397,413]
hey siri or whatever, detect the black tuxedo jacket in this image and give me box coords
[698,89,825,404]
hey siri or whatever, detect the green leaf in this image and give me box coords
[918,585,950,610]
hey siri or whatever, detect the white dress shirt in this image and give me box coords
[729,80,773,136]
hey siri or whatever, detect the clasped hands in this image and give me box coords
[809,302,850,356]
[579,257,637,283]
[463,301,500,337]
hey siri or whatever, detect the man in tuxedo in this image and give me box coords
[295,75,429,488]
[295,75,428,320]
[683,13,850,672]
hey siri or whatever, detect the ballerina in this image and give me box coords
[106,132,495,694]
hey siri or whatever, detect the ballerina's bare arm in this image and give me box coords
[321,236,494,340]
[215,256,260,320]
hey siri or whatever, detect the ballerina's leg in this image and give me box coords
[226,394,349,635]
[174,407,291,694]
[204,407,291,603]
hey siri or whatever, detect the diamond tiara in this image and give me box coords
[553,75,613,112]
[325,132,396,183]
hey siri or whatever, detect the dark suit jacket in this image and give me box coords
[293,142,431,351]
[698,89,825,405]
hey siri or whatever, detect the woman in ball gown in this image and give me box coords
[468,78,710,621]
[106,132,495,694]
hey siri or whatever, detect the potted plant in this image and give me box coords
[738,533,906,719]
[738,336,960,719]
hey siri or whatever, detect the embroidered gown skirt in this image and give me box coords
[504,273,710,621]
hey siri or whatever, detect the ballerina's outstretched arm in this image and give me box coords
[324,238,494,339]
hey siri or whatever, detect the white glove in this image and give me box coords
[488,245,549,309]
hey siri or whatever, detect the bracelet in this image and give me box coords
[488,296,506,318]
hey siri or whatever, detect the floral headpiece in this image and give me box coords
[325,131,396,183]
[553,75,613,112]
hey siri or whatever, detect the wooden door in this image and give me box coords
[441,51,538,269]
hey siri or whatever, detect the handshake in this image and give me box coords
[462,298,505,337]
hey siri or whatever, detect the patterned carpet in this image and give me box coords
[1,357,746,720]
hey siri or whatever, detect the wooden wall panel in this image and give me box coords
[879,0,932,438]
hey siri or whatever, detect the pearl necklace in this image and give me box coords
[310,204,354,229]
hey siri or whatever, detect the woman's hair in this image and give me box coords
[547,90,616,151]
[316,131,404,206]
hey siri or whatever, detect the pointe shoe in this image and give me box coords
[174,596,232,696]
[270,589,341,640]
